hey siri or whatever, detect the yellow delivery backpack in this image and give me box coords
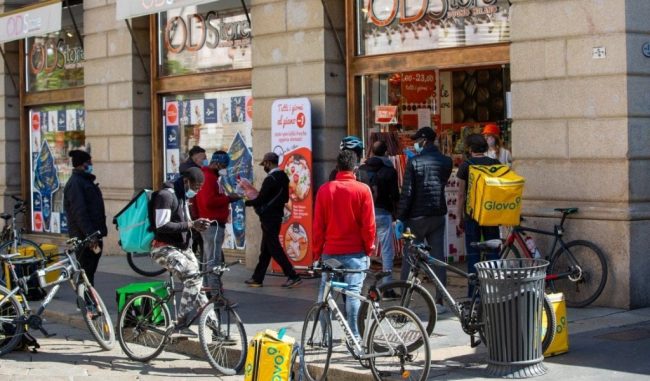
[466,164,525,226]
[244,329,295,381]
[542,293,569,357]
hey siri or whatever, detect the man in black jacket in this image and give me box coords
[396,127,452,310]
[63,150,107,286]
[243,152,301,288]
[358,140,400,295]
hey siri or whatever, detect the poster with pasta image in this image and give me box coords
[271,98,313,271]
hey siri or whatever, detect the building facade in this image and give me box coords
[0,0,647,308]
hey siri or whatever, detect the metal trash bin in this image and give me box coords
[476,258,549,378]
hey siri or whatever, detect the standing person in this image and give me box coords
[63,150,107,286]
[195,151,240,295]
[456,134,502,295]
[151,167,211,335]
[358,140,400,298]
[313,150,376,339]
[329,136,364,181]
[179,145,207,172]
[395,127,452,312]
[243,152,301,288]
[482,123,512,166]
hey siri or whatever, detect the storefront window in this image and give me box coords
[25,2,83,92]
[162,89,253,251]
[158,1,251,76]
[355,0,510,56]
[29,103,86,234]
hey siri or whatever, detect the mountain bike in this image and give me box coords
[301,258,430,381]
[0,231,115,355]
[0,195,46,264]
[116,260,246,375]
[362,230,557,353]
[482,207,608,307]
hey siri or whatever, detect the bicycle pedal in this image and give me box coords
[470,335,481,348]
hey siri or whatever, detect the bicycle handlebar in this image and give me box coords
[66,231,102,252]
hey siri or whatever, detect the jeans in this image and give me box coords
[400,215,446,302]
[200,223,225,293]
[375,209,395,286]
[464,217,500,296]
[318,253,369,339]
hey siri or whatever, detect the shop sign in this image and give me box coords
[29,37,84,75]
[163,11,251,54]
[0,1,62,44]
[116,0,216,20]
[375,105,398,124]
[271,98,313,271]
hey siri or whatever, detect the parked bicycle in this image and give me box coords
[0,231,115,355]
[0,196,46,263]
[301,258,430,381]
[478,207,608,307]
[116,260,246,375]
[362,230,556,353]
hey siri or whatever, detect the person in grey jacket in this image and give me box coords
[395,127,452,311]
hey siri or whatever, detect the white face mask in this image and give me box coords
[486,136,496,148]
[218,169,227,177]
[414,142,424,153]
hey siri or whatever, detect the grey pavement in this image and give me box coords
[6,255,650,380]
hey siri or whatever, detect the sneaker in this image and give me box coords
[282,277,302,288]
[244,279,263,287]
[435,303,448,315]
[382,290,401,300]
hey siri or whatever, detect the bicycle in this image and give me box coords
[0,195,46,264]
[362,230,556,353]
[301,258,430,381]
[482,207,608,307]
[116,259,247,375]
[0,231,115,355]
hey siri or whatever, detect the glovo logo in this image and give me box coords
[483,196,521,211]
[267,346,286,381]
[245,363,253,376]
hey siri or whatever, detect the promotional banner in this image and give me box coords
[271,98,313,271]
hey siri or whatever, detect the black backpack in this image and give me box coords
[358,168,380,202]
[1,323,40,353]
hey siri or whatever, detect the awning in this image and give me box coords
[0,0,62,44]
[116,0,218,20]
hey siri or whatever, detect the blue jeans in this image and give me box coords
[318,253,369,339]
[464,217,500,296]
[375,209,395,286]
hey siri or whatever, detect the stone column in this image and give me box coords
[84,1,152,254]
[246,0,347,269]
[510,0,650,308]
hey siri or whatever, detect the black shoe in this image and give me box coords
[282,277,302,288]
[382,290,401,300]
[244,279,263,287]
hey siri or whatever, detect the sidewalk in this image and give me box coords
[39,255,650,380]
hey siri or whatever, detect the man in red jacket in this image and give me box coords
[195,151,239,294]
[313,150,376,339]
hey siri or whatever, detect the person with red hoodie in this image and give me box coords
[313,150,376,339]
[194,151,239,294]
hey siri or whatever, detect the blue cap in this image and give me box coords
[210,152,230,165]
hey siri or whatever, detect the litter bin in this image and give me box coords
[476,258,549,378]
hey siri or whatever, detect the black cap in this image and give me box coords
[188,145,205,157]
[69,150,91,167]
[410,126,436,141]
[260,152,279,166]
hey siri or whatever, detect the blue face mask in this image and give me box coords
[186,189,197,199]
[414,142,424,154]
[201,159,209,167]
[85,164,93,174]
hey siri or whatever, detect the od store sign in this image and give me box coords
[271,98,313,271]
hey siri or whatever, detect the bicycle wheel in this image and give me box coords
[541,295,556,352]
[367,306,430,381]
[301,303,332,381]
[126,252,166,277]
[198,302,247,375]
[0,239,47,264]
[359,281,436,339]
[548,240,608,307]
[117,292,171,362]
[0,285,24,356]
[77,282,115,350]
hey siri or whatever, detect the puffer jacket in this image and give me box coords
[63,169,108,239]
[358,156,400,216]
[397,146,453,221]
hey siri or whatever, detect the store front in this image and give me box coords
[347,0,512,262]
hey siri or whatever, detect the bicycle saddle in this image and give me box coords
[470,239,502,250]
[554,207,578,215]
[0,213,10,220]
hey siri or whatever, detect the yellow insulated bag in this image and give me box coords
[543,293,569,357]
[244,329,295,381]
[466,164,525,226]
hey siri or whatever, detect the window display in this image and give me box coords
[29,103,86,234]
[162,89,253,251]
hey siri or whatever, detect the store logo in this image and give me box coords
[141,0,174,10]
[246,98,253,119]
[29,37,84,75]
[483,197,521,211]
[166,102,178,125]
[296,113,306,128]
[34,212,43,232]
[367,0,498,26]
[31,113,40,131]
[164,11,251,54]
[5,13,43,38]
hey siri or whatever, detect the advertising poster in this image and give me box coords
[401,70,437,129]
[271,98,313,271]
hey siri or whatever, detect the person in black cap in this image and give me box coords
[243,152,301,288]
[179,145,207,173]
[63,150,107,286]
[395,126,452,313]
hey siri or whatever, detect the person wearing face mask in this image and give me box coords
[482,123,512,166]
[194,151,240,295]
[395,126,453,313]
[63,150,108,286]
[151,167,212,337]
[243,152,301,288]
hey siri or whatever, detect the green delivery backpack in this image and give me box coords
[113,189,154,253]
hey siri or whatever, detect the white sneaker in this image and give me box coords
[436,304,448,314]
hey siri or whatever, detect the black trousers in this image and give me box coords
[251,218,297,283]
[76,241,103,286]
